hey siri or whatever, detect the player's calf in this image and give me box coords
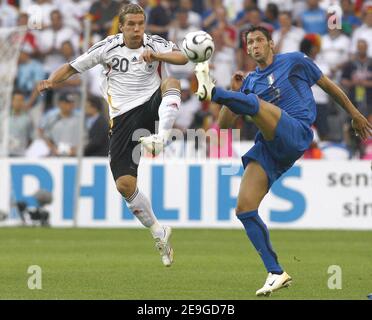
[141,79,181,155]
[158,78,181,140]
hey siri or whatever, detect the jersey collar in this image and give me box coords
[120,33,148,48]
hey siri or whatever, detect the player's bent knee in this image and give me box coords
[115,176,137,199]
[161,77,180,92]
[235,199,259,215]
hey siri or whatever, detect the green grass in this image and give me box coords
[0,228,371,300]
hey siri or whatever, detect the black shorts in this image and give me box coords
[109,87,162,180]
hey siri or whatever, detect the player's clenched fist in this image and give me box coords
[37,80,53,94]
[351,116,372,140]
[140,49,159,63]
[231,71,245,91]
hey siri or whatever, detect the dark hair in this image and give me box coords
[299,38,313,56]
[176,8,189,15]
[246,25,272,41]
[87,96,103,112]
[50,9,62,18]
[266,3,279,19]
[119,3,146,25]
[12,89,24,96]
[279,11,292,18]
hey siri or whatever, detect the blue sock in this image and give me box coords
[211,87,259,116]
[237,210,283,274]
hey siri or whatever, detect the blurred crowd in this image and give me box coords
[1,0,372,159]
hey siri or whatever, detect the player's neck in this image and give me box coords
[257,53,274,70]
[123,34,143,49]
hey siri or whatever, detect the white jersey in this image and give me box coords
[70,33,177,119]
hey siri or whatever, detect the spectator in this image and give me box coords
[37,9,79,75]
[234,0,259,27]
[179,0,202,28]
[341,0,362,36]
[210,26,236,88]
[36,9,79,110]
[258,0,294,13]
[147,0,172,39]
[341,39,372,118]
[300,35,332,140]
[0,0,18,27]
[202,0,224,31]
[263,3,280,30]
[23,0,57,29]
[273,11,305,53]
[16,47,45,101]
[299,0,328,35]
[190,0,204,15]
[58,40,81,94]
[56,0,91,34]
[17,12,39,56]
[350,1,372,58]
[9,91,34,157]
[292,0,307,23]
[42,93,81,157]
[89,0,121,38]
[319,23,351,81]
[167,9,198,78]
[203,4,237,48]
[84,96,109,157]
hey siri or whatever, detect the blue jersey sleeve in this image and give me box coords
[240,73,254,94]
[296,52,323,86]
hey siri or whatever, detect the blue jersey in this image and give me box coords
[240,52,323,126]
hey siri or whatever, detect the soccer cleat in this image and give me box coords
[154,226,174,267]
[139,134,166,156]
[255,271,292,297]
[194,61,215,101]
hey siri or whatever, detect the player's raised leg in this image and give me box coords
[235,162,292,296]
[116,175,173,267]
[139,77,181,155]
[194,62,282,140]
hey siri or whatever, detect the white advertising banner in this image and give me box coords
[0,158,371,229]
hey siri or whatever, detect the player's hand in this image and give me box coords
[231,71,245,91]
[140,49,158,63]
[37,80,53,95]
[351,114,372,140]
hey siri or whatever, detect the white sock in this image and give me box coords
[158,89,181,141]
[125,188,165,239]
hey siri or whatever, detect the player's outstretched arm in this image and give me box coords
[37,63,78,94]
[140,49,188,65]
[317,75,372,140]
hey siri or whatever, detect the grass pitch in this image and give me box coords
[0,228,371,300]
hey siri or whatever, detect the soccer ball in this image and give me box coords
[181,31,215,63]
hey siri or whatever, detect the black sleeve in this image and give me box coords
[341,62,353,80]
[84,117,109,156]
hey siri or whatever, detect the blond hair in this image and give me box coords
[119,3,146,25]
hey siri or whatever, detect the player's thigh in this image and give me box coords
[145,87,162,126]
[236,161,269,214]
[251,99,282,141]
